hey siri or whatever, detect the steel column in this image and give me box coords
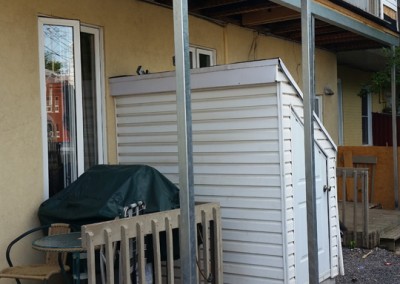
[172,0,197,282]
[392,45,398,209]
[301,0,319,282]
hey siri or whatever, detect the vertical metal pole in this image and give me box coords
[342,170,346,233]
[172,0,197,283]
[391,45,399,209]
[338,79,344,145]
[363,171,369,247]
[301,1,319,282]
[353,170,358,246]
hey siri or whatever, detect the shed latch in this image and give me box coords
[323,185,331,192]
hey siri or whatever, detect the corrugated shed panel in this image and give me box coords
[277,63,340,282]
[114,83,286,283]
[278,78,298,282]
[313,118,341,278]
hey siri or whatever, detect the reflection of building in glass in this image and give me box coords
[46,70,71,143]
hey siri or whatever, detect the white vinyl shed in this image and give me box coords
[109,58,343,283]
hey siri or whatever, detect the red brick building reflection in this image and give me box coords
[46,71,71,143]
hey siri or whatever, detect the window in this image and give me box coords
[189,46,215,68]
[314,95,323,121]
[39,18,105,197]
[361,93,372,145]
[54,96,59,113]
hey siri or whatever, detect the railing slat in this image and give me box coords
[85,232,96,284]
[104,228,115,284]
[363,171,369,247]
[165,217,174,284]
[342,169,347,244]
[120,225,130,284]
[202,210,210,283]
[353,170,358,246]
[136,222,146,284]
[151,220,162,284]
[213,207,223,284]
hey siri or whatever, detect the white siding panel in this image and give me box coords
[221,208,282,221]
[224,274,283,284]
[195,196,281,210]
[279,66,340,282]
[113,81,284,282]
[223,241,283,256]
[112,60,340,283]
[224,252,284,267]
[223,219,282,233]
[194,185,281,199]
[224,262,284,279]
[194,174,281,187]
[223,230,283,244]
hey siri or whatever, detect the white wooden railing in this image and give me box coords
[337,167,369,247]
[81,202,223,284]
[342,0,380,17]
[341,0,398,21]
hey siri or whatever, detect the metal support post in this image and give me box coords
[172,0,197,282]
[301,0,319,282]
[392,45,398,209]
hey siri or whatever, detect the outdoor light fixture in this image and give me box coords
[323,86,335,96]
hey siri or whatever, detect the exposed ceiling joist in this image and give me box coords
[141,0,398,52]
[242,6,300,26]
[189,0,246,12]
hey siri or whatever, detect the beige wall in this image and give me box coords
[223,25,339,141]
[0,0,338,277]
[338,65,384,146]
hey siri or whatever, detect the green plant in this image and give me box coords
[349,240,356,249]
[358,47,400,113]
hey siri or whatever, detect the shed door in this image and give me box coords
[292,114,330,283]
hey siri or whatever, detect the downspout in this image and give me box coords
[392,45,399,209]
[172,0,197,282]
[301,0,319,282]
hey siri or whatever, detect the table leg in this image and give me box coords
[72,252,81,284]
[58,252,71,284]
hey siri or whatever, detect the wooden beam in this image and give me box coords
[242,6,300,26]
[189,0,246,12]
[207,2,279,18]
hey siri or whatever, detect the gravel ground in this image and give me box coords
[336,247,400,283]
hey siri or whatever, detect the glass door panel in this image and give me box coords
[39,19,103,198]
[44,24,78,196]
[81,31,99,170]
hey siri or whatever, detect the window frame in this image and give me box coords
[189,46,215,68]
[314,95,323,121]
[38,17,106,199]
[361,92,373,145]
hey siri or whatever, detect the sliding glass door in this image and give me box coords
[39,18,104,197]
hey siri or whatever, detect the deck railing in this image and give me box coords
[337,167,369,247]
[341,0,380,17]
[81,202,223,284]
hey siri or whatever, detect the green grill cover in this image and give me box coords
[38,164,180,227]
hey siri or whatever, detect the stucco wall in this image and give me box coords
[0,0,338,278]
[338,65,384,146]
[223,24,339,141]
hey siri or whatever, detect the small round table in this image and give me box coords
[32,232,86,284]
